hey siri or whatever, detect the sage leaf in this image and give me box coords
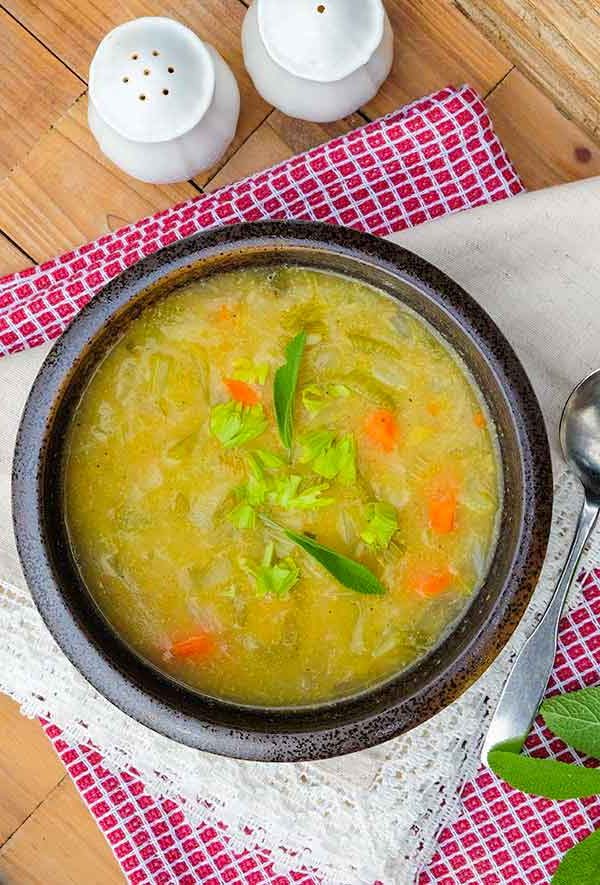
[260,515,385,595]
[488,737,600,800]
[552,827,600,884]
[541,687,600,758]
[273,330,306,449]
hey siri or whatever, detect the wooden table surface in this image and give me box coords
[1,1,599,882]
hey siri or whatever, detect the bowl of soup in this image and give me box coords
[13,221,552,761]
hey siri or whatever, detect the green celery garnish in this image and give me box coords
[360,502,398,549]
[227,502,256,529]
[301,383,350,414]
[210,401,268,448]
[253,449,286,469]
[269,475,333,510]
[299,431,356,484]
[244,543,300,598]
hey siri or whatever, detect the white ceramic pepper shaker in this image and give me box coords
[88,17,240,184]
[242,0,393,123]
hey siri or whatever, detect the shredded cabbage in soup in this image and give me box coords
[64,267,501,706]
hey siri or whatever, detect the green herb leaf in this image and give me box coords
[261,516,385,595]
[541,688,600,758]
[301,383,350,414]
[299,430,335,463]
[552,827,600,884]
[227,502,256,529]
[487,737,600,799]
[232,358,269,385]
[210,401,268,448]
[273,330,307,449]
[299,431,356,484]
[253,449,286,469]
[361,502,398,549]
[244,548,300,598]
[268,475,333,511]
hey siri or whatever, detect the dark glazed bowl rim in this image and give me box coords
[12,221,553,761]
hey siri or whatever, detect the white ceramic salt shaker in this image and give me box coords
[88,17,240,184]
[242,0,393,123]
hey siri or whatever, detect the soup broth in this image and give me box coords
[64,267,501,706]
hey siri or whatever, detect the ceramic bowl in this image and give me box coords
[12,222,553,762]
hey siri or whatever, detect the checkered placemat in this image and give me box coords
[0,84,522,357]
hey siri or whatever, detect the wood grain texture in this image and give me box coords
[487,68,600,190]
[0,777,123,885]
[0,695,64,846]
[0,235,32,277]
[0,8,83,181]
[3,0,271,183]
[364,0,512,119]
[455,0,600,141]
[0,95,198,263]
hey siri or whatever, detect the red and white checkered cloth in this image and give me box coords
[7,83,592,885]
[0,84,522,357]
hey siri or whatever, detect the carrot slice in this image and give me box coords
[410,567,454,598]
[429,486,457,534]
[426,400,441,416]
[364,409,399,452]
[224,377,260,405]
[217,304,231,321]
[474,410,486,428]
[170,632,217,659]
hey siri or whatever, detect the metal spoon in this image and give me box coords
[481,368,600,764]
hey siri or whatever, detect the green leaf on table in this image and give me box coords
[552,827,600,884]
[360,502,398,550]
[488,737,600,800]
[273,330,306,449]
[210,401,268,448]
[261,515,385,595]
[541,687,600,758]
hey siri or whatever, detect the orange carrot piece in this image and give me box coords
[410,568,454,598]
[426,400,441,416]
[170,632,217,659]
[223,377,260,405]
[429,487,457,534]
[474,410,486,428]
[364,409,399,452]
[217,304,231,321]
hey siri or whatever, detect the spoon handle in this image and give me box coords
[481,494,599,765]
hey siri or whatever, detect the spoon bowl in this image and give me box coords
[560,368,600,501]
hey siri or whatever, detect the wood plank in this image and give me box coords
[0,9,83,181]
[487,68,600,190]
[455,0,600,142]
[3,0,271,184]
[363,0,512,119]
[206,111,364,192]
[0,234,32,277]
[0,777,122,884]
[0,695,65,847]
[0,95,198,263]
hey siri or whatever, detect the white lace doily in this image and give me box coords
[0,468,596,884]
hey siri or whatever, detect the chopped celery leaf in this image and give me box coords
[361,502,398,549]
[299,431,356,484]
[210,401,268,448]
